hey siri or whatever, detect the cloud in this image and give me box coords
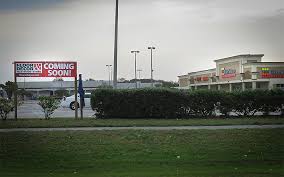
[151,0,284,22]
[0,0,68,12]
[0,0,283,84]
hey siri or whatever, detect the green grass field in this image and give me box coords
[1,117,284,129]
[0,128,283,177]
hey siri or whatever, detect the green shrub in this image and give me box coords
[38,96,60,119]
[231,90,265,117]
[0,98,14,120]
[187,90,220,117]
[91,88,188,118]
[216,91,235,117]
[91,89,284,118]
[258,89,284,116]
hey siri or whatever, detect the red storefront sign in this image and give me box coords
[195,76,209,82]
[202,77,209,81]
[261,68,284,78]
[15,61,77,77]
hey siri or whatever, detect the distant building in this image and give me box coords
[178,54,284,91]
[16,80,160,98]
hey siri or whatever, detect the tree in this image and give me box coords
[0,88,3,97]
[55,89,70,98]
[86,78,95,81]
[154,83,162,87]
[160,81,179,88]
[0,81,18,100]
[38,96,60,119]
[118,78,127,82]
[0,98,14,120]
[18,89,32,100]
[97,85,113,89]
[53,78,64,81]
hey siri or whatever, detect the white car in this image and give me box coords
[60,93,91,110]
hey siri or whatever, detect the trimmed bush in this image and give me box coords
[258,89,284,116]
[230,90,263,117]
[187,90,220,117]
[91,88,188,118]
[91,88,284,118]
[230,90,284,117]
[216,91,235,117]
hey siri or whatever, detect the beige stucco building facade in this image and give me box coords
[178,54,284,91]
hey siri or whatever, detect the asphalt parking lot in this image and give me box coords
[8,100,95,119]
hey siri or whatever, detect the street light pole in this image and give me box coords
[148,46,156,87]
[137,69,142,88]
[137,69,142,79]
[110,65,113,84]
[106,65,112,86]
[113,0,119,89]
[131,50,140,89]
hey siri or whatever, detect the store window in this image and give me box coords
[276,84,284,89]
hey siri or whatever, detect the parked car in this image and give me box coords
[60,93,91,110]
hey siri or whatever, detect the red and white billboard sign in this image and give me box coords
[15,61,77,77]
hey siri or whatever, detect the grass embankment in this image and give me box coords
[0,117,284,129]
[0,129,283,177]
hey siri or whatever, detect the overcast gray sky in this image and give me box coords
[0,0,283,83]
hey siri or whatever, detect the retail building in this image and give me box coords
[178,54,284,91]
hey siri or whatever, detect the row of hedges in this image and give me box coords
[91,89,284,118]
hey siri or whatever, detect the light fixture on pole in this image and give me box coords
[106,65,112,86]
[148,46,156,87]
[131,50,140,89]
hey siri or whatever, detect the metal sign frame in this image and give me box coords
[13,61,79,120]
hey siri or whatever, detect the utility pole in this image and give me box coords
[113,0,119,89]
[13,62,18,120]
[106,65,112,86]
[131,50,140,89]
[148,46,156,87]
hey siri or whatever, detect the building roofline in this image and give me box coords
[188,68,216,75]
[214,54,264,62]
[177,74,189,77]
[243,61,284,65]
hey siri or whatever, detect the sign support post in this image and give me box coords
[80,98,83,119]
[78,74,84,119]
[13,62,18,120]
[74,76,78,119]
